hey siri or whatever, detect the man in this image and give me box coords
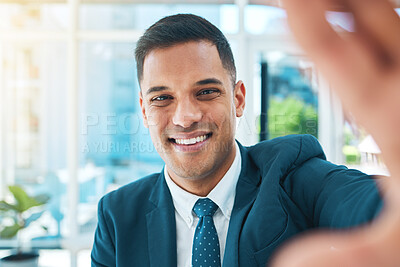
[271,0,400,266]
[91,14,382,267]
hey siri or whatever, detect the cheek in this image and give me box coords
[206,104,235,127]
[146,108,165,128]
[147,110,171,137]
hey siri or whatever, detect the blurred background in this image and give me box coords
[0,0,394,266]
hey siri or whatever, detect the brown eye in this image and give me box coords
[197,89,220,100]
[150,95,173,107]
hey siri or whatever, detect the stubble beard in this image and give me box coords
[163,138,235,182]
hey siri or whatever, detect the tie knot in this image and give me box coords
[193,198,218,218]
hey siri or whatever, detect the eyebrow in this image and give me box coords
[195,78,223,86]
[146,86,169,96]
[145,78,223,96]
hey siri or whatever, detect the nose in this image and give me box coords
[172,98,202,128]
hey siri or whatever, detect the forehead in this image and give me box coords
[141,41,230,92]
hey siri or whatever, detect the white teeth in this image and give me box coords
[175,134,208,145]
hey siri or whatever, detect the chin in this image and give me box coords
[169,161,213,180]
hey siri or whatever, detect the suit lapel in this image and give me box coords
[146,171,177,267]
[223,143,261,267]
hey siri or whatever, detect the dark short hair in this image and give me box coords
[135,14,236,86]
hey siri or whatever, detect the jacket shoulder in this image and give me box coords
[246,134,326,174]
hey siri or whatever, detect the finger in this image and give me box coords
[282,0,379,105]
[347,0,400,67]
[282,0,376,78]
[283,0,343,61]
[270,231,376,267]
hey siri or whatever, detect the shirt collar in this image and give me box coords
[164,142,242,228]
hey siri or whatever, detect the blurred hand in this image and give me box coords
[271,0,400,266]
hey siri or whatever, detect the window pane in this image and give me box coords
[258,52,318,140]
[79,42,164,234]
[245,5,289,35]
[244,5,359,35]
[342,123,389,175]
[80,4,238,34]
[0,42,67,246]
[0,4,68,30]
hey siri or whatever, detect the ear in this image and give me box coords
[139,91,149,128]
[234,80,246,117]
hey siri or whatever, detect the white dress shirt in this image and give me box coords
[164,143,242,267]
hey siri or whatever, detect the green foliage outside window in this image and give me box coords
[0,186,49,239]
[343,126,361,164]
[267,97,318,139]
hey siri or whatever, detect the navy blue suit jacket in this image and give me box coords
[91,135,382,267]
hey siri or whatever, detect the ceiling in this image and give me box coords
[252,0,400,9]
[0,0,399,8]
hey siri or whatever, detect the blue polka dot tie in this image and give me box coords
[192,198,221,267]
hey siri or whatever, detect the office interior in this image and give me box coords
[0,0,396,266]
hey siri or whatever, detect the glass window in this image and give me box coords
[0,42,67,244]
[245,5,289,35]
[78,42,164,234]
[245,6,357,35]
[80,4,238,34]
[0,4,68,31]
[342,122,388,175]
[258,52,318,140]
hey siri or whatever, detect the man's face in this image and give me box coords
[139,41,245,183]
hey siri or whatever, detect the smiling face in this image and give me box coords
[139,41,245,195]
